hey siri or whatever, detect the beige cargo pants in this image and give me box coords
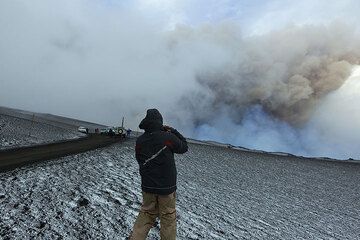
[130,191,176,240]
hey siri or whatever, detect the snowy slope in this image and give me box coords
[1,139,359,239]
[0,106,107,132]
[0,114,84,150]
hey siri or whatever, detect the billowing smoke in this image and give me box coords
[184,66,360,159]
[164,23,360,159]
[1,1,360,159]
[168,23,360,126]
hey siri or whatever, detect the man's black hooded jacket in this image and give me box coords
[135,109,188,195]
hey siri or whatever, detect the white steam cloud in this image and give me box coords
[192,66,360,159]
[171,23,360,124]
[1,0,360,159]
[167,23,360,159]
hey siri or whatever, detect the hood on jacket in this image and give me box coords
[139,109,163,132]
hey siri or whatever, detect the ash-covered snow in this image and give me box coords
[1,139,360,239]
[0,114,84,149]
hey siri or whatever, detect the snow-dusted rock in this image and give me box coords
[0,114,84,150]
[1,139,359,239]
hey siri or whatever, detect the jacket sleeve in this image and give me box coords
[164,128,188,154]
[135,139,141,161]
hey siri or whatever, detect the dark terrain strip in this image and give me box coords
[0,134,123,172]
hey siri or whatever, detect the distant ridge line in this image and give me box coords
[187,138,360,164]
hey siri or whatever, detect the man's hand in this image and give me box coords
[162,125,174,133]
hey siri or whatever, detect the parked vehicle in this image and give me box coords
[99,127,126,138]
[78,126,88,134]
[100,128,109,134]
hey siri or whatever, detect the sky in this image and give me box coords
[1,0,360,159]
[131,0,360,33]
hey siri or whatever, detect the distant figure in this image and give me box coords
[108,128,115,137]
[126,128,132,138]
[130,109,188,240]
[86,128,89,134]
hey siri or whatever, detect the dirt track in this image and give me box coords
[0,134,123,172]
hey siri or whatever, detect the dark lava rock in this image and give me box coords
[0,226,13,239]
[38,221,46,229]
[153,220,159,228]
[22,205,30,213]
[56,210,63,218]
[0,195,5,199]
[77,197,90,207]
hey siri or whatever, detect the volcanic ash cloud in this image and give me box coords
[166,23,360,159]
[168,23,360,124]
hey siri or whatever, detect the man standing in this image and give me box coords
[130,109,188,240]
[127,128,132,138]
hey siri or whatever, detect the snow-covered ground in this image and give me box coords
[0,114,84,149]
[1,139,359,239]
